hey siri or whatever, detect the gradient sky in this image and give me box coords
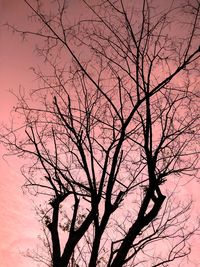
[0,1,200,267]
[0,1,42,266]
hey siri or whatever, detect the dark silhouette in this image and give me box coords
[2,0,200,266]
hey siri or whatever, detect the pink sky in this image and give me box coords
[0,1,42,266]
[0,1,200,267]
[0,1,84,266]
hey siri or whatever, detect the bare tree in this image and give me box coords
[2,0,200,266]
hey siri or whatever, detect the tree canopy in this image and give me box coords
[2,0,200,266]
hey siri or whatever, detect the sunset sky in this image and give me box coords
[0,1,43,266]
[0,1,200,267]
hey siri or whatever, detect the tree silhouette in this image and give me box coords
[2,0,200,266]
